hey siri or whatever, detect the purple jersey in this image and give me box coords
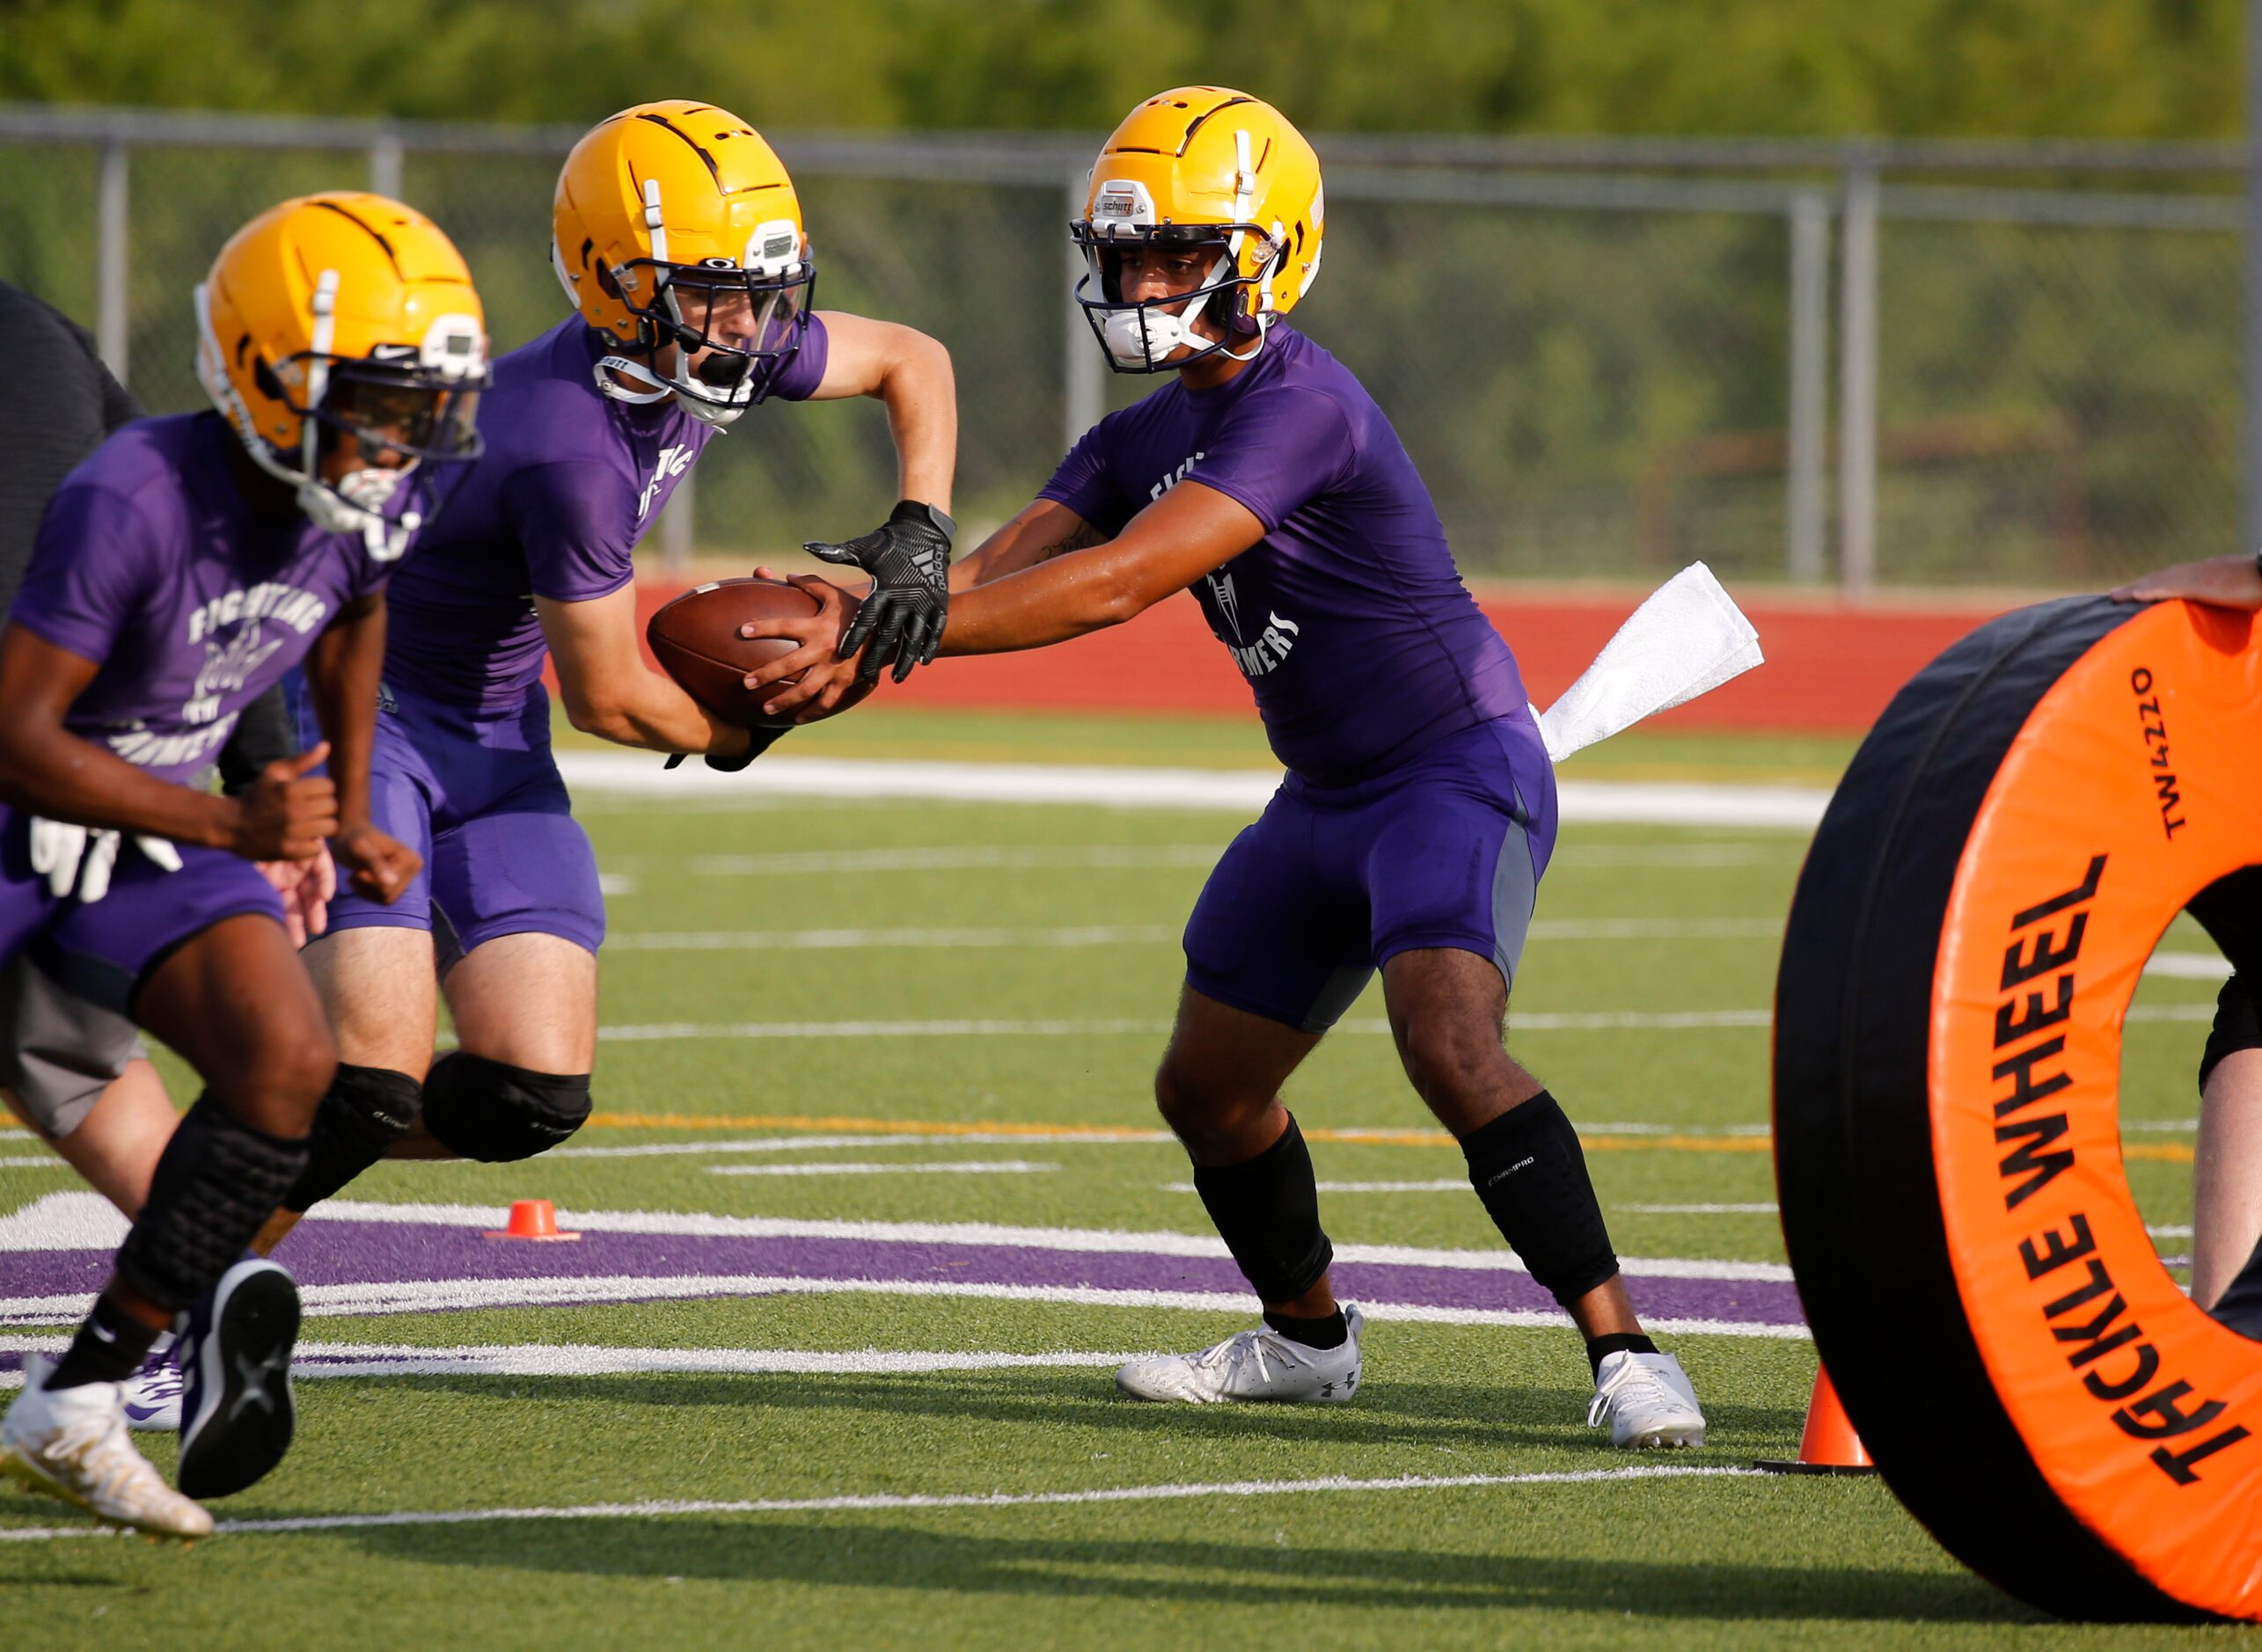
[1041,325,1526,784]
[384,315,830,713]
[8,413,392,786]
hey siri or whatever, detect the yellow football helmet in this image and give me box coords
[551,100,815,427]
[1072,87,1325,373]
[194,192,487,558]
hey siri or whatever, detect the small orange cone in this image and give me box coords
[1755,1364,1878,1475]
[482,1199,582,1242]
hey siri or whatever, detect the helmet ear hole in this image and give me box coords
[252,356,287,405]
[595,260,625,301]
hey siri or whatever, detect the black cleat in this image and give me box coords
[175,1258,300,1499]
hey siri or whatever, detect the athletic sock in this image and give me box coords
[1584,1331,1659,1378]
[1264,1307,1350,1350]
[46,1295,162,1390]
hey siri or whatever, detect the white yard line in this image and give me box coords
[706,1160,1058,1179]
[608,925,1179,952]
[0,1463,1764,1543]
[594,1010,1777,1042]
[0,1272,1811,1339]
[0,1337,1135,1385]
[294,1199,1796,1283]
[602,917,1784,952]
[0,1189,1794,1283]
[550,1130,1168,1160]
[593,1003,2221,1042]
[685,844,1224,875]
[2145,953,2234,981]
[556,750,1832,831]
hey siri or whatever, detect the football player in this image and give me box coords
[2110,552,2262,1327]
[746,88,1706,1445]
[0,277,332,1437]
[0,194,480,1536]
[248,103,955,1250]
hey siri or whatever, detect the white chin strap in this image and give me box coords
[593,352,750,429]
[288,466,423,559]
[1098,254,1268,369]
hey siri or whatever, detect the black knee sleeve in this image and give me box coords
[421,1052,590,1162]
[2200,975,2262,1093]
[115,1097,309,1314]
[1463,1092,1620,1307]
[1190,1114,1334,1305]
[282,1064,421,1213]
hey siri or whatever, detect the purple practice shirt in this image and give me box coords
[1041,325,1528,784]
[10,413,393,786]
[383,315,830,714]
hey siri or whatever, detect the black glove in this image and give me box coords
[802,499,954,686]
[664,725,788,772]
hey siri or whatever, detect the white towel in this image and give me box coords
[1530,562,1764,764]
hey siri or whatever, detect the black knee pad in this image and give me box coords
[115,1096,310,1313]
[1462,1092,1620,1307]
[1190,1114,1334,1305]
[282,1064,421,1214]
[421,1052,590,1162]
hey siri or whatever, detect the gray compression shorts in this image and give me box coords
[0,954,146,1137]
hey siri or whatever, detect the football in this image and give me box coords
[646,576,824,727]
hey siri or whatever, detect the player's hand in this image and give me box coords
[226,745,339,862]
[257,844,337,946]
[2110,555,2262,610]
[738,573,869,722]
[332,822,421,905]
[802,500,954,686]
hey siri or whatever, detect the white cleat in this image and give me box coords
[0,1354,213,1540]
[122,1334,183,1433]
[1116,1306,1364,1404]
[1589,1349,1706,1449]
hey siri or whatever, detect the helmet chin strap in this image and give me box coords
[593,349,751,428]
[1101,254,1269,369]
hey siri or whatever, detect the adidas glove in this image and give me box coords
[803,499,954,686]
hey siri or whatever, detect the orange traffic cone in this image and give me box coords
[482,1198,582,1242]
[1755,1364,1878,1475]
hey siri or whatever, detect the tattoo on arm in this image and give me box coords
[1036,522,1108,561]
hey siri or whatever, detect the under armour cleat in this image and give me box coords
[176,1258,300,1499]
[122,1334,182,1432]
[1588,1349,1706,1448]
[0,1353,212,1540]
[1116,1305,1364,1404]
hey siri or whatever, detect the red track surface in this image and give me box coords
[629,580,2013,735]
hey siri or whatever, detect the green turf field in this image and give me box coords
[0,712,2234,1647]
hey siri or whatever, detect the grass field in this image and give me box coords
[0,710,2236,1648]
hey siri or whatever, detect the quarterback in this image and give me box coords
[749,88,1705,1445]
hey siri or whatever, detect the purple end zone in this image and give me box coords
[0,1216,1804,1344]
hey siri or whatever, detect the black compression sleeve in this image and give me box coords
[218,684,298,793]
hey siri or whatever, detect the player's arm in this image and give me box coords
[300,590,420,902]
[2112,553,2262,610]
[794,312,957,683]
[742,481,1259,713]
[949,500,1111,590]
[538,585,754,758]
[0,622,332,859]
[804,311,955,509]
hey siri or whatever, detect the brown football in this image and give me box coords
[647,577,824,728]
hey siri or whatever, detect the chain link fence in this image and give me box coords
[0,106,2246,591]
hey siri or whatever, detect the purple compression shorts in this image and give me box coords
[1182,715,1558,1034]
